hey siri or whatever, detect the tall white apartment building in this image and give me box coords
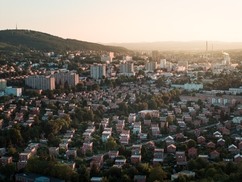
[53,70,79,87]
[101,52,114,63]
[145,61,157,72]
[25,75,55,90]
[90,64,106,79]
[160,59,167,69]
[119,61,135,76]
[222,52,231,65]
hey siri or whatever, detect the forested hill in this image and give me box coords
[0,29,129,52]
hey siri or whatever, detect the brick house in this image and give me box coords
[197,136,206,144]
[210,150,220,159]
[234,154,242,163]
[90,155,104,170]
[167,144,176,153]
[132,145,142,155]
[114,159,126,167]
[131,155,142,164]
[188,147,198,158]
[82,142,93,154]
[19,152,31,161]
[66,149,77,160]
[207,141,216,148]
[153,148,164,165]
[217,138,225,146]
[238,141,242,150]
[108,151,119,159]
[228,144,239,154]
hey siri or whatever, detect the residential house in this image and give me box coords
[169,125,178,133]
[144,120,151,126]
[17,161,28,170]
[188,147,198,158]
[153,148,164,165]
[176,151,187,165]
[198,155,209,161]
[176,133,185,141]
[82,142,93,154]
[151,123,160,137]
[128,113,136,123]
[0,148,6,156]
[108,151,119,159]
[131,155,142,164]
[219,127,230,135]
[197,136,206,144]
[132,145,142,155]
[90,177,103,182]
[139,133,148,141]
[0,156,12,166]
[114,159,126,167]
[133,122,142,134]
[66,148,77,160]
[238,141,242,150]
[90,154,104,170]
[171,171,195,181]
[213,131,222,138]
[207,141,216,149]
[217,138,225,146]
[234,154,242,163]
[116,120,125,133]
[210,150,220,159]
[228,144,239,154]
[167,144,176,153]
[119,130,130,145]
[102,130,112,142]
[49,147,59,157]
[165,136,175,145]
[59,142,68,150]
[134,175,146,182]
[19,152,31,161]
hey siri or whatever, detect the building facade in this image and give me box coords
[5,87,22,96]
[145,61,157,72]
[53,70,79,87]
[119,61,135,76]
[90,64,106,79]
[25,75,55,90]
[0,79,7,90]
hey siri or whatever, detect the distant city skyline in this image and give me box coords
[1,0,242,43]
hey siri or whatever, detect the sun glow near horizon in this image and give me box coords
[1,0,242,43]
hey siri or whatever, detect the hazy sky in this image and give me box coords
[1,0,242,43]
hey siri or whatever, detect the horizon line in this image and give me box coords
[2,28,242,44]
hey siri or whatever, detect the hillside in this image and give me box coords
[0,29,128,52]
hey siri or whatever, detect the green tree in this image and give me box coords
[37,146,50,160]
[9,128,23,145]
[136,163,151,175]
[106,137,117,150]
[148,165,166,182]
[187,139,196,148]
